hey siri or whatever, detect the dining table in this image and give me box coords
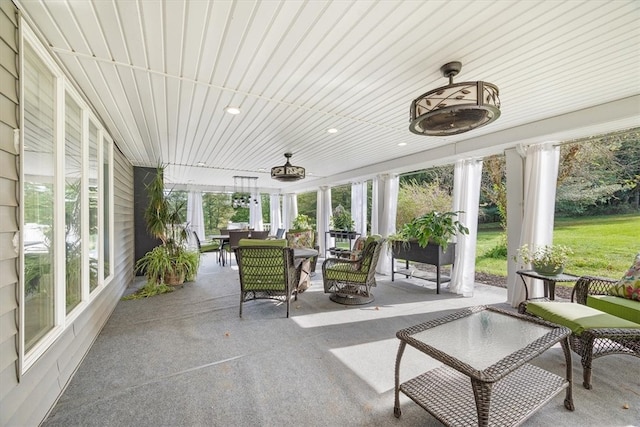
[208,234,229,265]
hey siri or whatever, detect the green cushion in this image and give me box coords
[325,263,368,282]
[527,301,640,335]
[587,295,640,324]
[238,238,287,248]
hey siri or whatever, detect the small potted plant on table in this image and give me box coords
[516,244,573,276]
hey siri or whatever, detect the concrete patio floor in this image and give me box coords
[42,253,639,426]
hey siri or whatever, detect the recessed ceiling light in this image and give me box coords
[225,106,241,115]
[196,162,206,167]
[258,168,267,172]
[398,142,407,146]
[327,128,338,134]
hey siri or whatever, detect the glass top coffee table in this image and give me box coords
[394,305,574,426]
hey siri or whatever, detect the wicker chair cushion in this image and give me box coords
[239,238,287,248]
[527,301,640,335]
[349,236,367,269]
[286,230,313,248]
[325,263,368,282]
[609,253,640,300]
[587,295,640,324]
[238,247,288,291]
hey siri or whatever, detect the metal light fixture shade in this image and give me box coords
[410,62,500,136]
[271,153,305,182]
[232,176,258,208]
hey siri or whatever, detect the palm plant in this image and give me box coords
[135,165,199,288]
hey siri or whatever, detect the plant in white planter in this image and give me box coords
[516,244,573,275]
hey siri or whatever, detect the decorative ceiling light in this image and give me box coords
[271,153,305,182]
[409,61,500,136]
[232,176,258,208]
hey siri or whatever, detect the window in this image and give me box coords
[21,29,115,370]
[23,43,55,353]
[88,121,99,292]
[64,95,82,313]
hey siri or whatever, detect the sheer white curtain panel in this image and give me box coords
[450,159,483,297]
[317,186,332,256]
[282,193,298,230]
[508,143,560,307]
[249,191,263,230]
[269,193,282,233]
[187,191,205,245]
[371,173,399,275]
[351,181,368,236]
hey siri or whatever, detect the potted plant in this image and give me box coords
[134,166,200,290]
[390,211,469,250]
[515,244,573,275]
[291,213,312,231]
[388,211,469,294]
[330,205,355,232]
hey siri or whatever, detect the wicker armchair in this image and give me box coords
[236,239,298,318]
[322,235,385,305]
[568,276,640,388]
[527,275,640,389]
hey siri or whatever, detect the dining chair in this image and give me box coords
[218,228,230,265]
[227,230,250,265]
[235,238,297,318]
[249,230,269,240]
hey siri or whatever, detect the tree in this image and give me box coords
[395,179,453,230]
[202,192,234,234]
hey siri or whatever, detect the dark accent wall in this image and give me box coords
[133,166,161,272]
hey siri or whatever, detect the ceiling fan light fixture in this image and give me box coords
[271,153,305,182]
[409,61,501,136]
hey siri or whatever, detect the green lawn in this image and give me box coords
[475,213,640,279]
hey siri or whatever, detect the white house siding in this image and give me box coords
[0,1,135,424]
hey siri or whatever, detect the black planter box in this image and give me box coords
[391,240,456,294]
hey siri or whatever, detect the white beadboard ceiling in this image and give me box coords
[16,0,640,193]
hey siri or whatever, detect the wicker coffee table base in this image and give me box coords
[395,364,572,426]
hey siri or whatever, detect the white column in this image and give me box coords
[507,143,560,307]
[371,173,399,275]
[351,181,368,236]
[316,186,332,256]
[450,158,483,297]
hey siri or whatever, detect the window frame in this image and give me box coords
[19,20,115,375]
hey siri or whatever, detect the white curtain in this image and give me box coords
[317,186,332,257]
[282,193,298,230]
[351,181,368,236]
[508,142,560,307]
[249,191,263,230]
[269,193,282,232]
[187,191,205,242]
[450,158,483,297]
[371,173,399,275]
